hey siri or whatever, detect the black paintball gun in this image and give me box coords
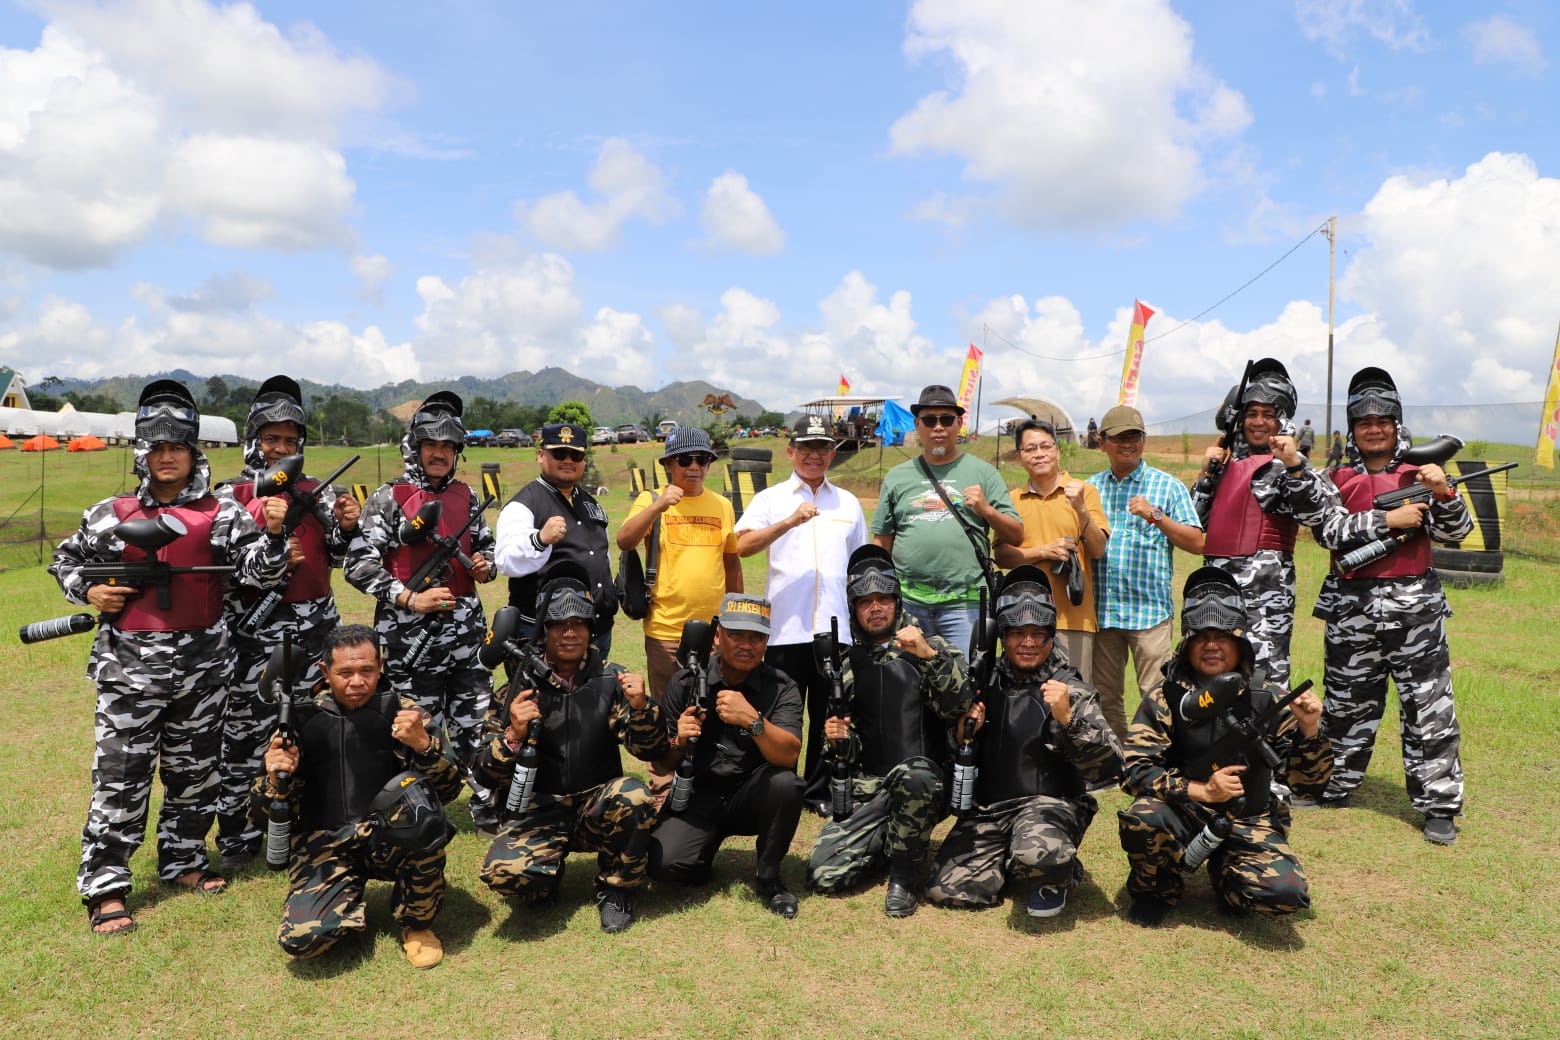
[400,493,497,670]
[256,632,306,870]
[479,606,555,822]
[1335,435,1518,574]
[19,514,235,644]
[951,589,999,816]
[812,616,853,822]
[667,617,716,814]
[235,452,359,636]
[1176,672,1315,869]
[1203,361,1253,491]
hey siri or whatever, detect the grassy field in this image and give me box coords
[1,439,1556,1039]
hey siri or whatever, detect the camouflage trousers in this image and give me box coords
[390,658,496,827]
[1322,605,1462,816]
[1118,797,1310,918]
[277,823,445,958]
[1206,551,1294,686]
[78,678,225,903]
[925,793,1098,909]
[806,757,947,892]
[480,777,657,898]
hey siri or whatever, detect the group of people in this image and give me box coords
[47,365,1470,965]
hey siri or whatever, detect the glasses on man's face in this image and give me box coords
[919,413,959,428]
[672,453,716,468]
[546,448,586,462]
[1020,442,1057,456]
[794,443,832,458]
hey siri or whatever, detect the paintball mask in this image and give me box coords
[1241,358,1297,421]
[369,771,454,855]
[409,391,466,448]
[995,566,1057,631]
[535,561,595,639]
[1346,367,1402,425]
[845,544,899,603]
[245,375,307,446]
[135,379,200,447]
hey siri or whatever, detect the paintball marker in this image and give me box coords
[19,514,235,644]
[1203,361,1253,489]
[667,618,716,814]
[255,633,307,870]
[812,616,852,822]
[400,493,498,670]
[1335,435,1517,574]
[1176,673,1315,870]
[235,453,359,635]
[951,589,999,817]
[480,606,553,821]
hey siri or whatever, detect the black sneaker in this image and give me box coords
[802,799,830,819]
[1128,894,1170,928]
[1422,816,1457,845]
[596,887,635,933]
[884,878,919,919]
[755,876,799,919]
[1292,793,1351,810]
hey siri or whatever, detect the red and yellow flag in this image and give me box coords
[1117,300,1155,407]
[1537,320,1560,470]
[838,373,851,396]
[956,344,983,435]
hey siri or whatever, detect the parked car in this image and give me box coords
[465,429,494,447]
[615,423,647,444]
[655,420,680,441]
[495,429,532,448]
[592,426,616,445]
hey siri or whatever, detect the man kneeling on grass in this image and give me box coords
[253,624,459,968]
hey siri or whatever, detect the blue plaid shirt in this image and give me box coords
[1086,461,1201,630]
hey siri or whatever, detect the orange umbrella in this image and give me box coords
[20,434,60,451]
[68,435,108,452]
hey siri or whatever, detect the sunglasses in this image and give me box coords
[918,413,960,428]
[546,448,586,462]
[671,453,716,467]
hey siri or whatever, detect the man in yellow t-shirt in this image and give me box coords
[616,424,743,729]
[994,419,1110,683]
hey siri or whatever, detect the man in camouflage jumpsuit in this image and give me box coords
[345,390,499,831]
[1119,567,1330,927]
[213,376,360,872]
[474,563,664,933]
[926,567,1121,918]
[1190,359,1339,686]
[1303,367,1472,845]
[253,624,460,967]
[805,545,971,918]
[50,379,290,934]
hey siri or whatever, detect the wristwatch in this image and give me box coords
[1149,507,1164,526]
[745,716,766,738]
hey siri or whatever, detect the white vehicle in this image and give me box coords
[591,426,617,445]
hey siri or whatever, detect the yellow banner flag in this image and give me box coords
[1537,320,1560,469]
[956,344,983,436]
[1117,300,1155,407]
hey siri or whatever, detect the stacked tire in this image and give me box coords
[725,447,772,521]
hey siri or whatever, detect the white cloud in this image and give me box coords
[889,0,1251,232]
[351,253,393,302]
[0,3,394,269]
[1295,0,1432,56]
[696,172,785,254]
[160,271,275,312]
[515,137,680,252]
[579,308,657,388]
[1463,16,1546,77]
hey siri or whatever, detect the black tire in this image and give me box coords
[729,446,772,462]
[1431,547,1504,574]
[1435,567,1503,588]
[728,459,772,474]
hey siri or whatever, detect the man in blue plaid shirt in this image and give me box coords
[1086,406,1203,741]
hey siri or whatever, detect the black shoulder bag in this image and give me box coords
[616,517,659,621]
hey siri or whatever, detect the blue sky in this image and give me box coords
[1,1,1556,440]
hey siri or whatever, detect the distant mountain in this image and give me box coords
[45,367,771,425]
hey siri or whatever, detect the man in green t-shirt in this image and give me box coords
[871,385,1023,651]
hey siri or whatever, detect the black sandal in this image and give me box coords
[87,896,137,936]
[167,869,228,895]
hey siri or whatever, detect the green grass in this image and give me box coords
[1,441,1556,1039]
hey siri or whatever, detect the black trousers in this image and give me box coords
[765,642,829,796]
[647,764,804,882]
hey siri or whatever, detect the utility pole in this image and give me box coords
[1323,216,1337,443]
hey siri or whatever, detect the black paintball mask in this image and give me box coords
[995,565,1057,632]
[245,375,307,444]
[409,390,466,449]
[1346,367,1402,425]
[846,544,899,604]
[135,378,200,447]
[1179,566,1255,672]
[534,560,596,640]
[369,771,454,855]
[1241,357,1297,423]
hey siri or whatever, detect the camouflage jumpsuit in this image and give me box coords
[50,447,288,903]
[344,444,497,824]
[250,688,462,958]
[213,462,352,863]
[926,653,1121,908]
[1308,444,1472,816]
[1117,666,1332,917]
[1192,452,1340,686]
[807,613,971,892]
[474,656,666,899]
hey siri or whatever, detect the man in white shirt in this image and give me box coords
[735,415,868,812]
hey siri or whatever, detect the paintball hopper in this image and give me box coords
[246,375,307,445]
[1177,671,1250,723]
[1240,358,1297,420]
[845,543,899,602]
[676,618,715,671]
[1401,434,1463,467]
[1346,367,1402,425]
[995,565,1057,631]
[136,379,200,447]
[118,513,189,554]
[480,604,523,670]
[399,500,442,544]
[255,637,307,705]
[256,454,306,498]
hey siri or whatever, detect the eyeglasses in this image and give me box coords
[671,453,716,468]
[1019,442,1057,455]
[546,448,586,462]
[137,400,198,423]
[793,443,833,457]
[919,413,960,428]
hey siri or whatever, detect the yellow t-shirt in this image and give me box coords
[626,489,738,642]
[1010,473,1110,633]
